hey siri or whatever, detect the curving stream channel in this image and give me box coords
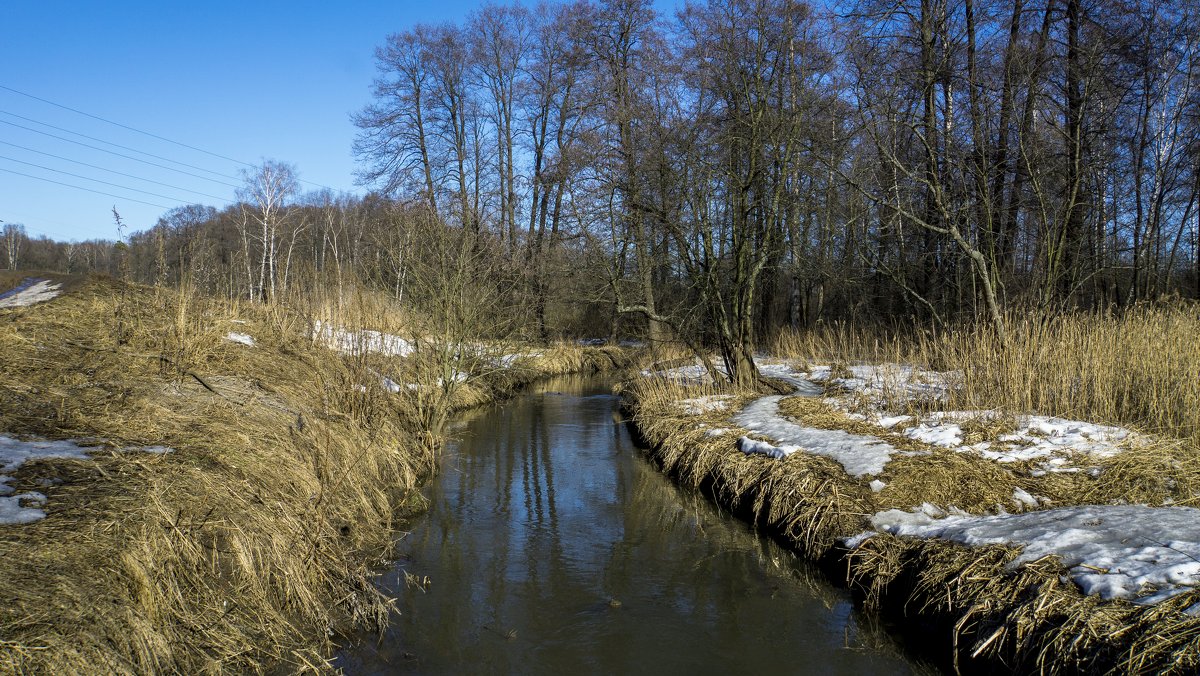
[336,375,937,674]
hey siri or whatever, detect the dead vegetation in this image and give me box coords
[0,276,631,673]
[770,305,1200,448]
[624,314,1200,673]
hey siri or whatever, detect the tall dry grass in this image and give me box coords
[0,276,433,673]
[770,305,1200,445]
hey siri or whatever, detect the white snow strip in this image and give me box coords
[733,395,899,476]
[677,395,734,415]
[643,357,820,393]
[849,504,1200,607]
[313,320,414,357]
[225,332,256,347]
[0,279,62,309]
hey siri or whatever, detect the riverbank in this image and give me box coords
[0,276,631,673]
[623,357,1200,674]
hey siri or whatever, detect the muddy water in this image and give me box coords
[337,375,935,675]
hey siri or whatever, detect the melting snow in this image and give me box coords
[0,278,62,309]
[900,413,1138,471]
[677,395,734,415]
[313,320,414,357]
[807,364,957,405]
[0,436,173,524]
[733,396,900,476]
[848,504,1200,608]
[225,332,256,347]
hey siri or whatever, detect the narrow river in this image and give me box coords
[337,375,935,674]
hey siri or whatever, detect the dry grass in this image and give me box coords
[847,534,1200,674]
[0,276,434,672]
[0,276,634,673]
[771,305,1200,447]
[629,307,1200,672]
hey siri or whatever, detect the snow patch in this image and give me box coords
[0,278,62,309]
[902,413,1140,469]
[677,395,734,415]
[225,332,256,347]
[0,436,172,524]
[733,396,899,476]
[313,320,414,357]
[849,504,1200,607]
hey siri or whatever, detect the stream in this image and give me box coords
[336,375,936,674]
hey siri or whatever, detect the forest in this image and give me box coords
[6,0,1199,383]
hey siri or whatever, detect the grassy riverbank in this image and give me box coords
[624,308,1200,674]
[0,275,630,673]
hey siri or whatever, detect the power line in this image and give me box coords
[0,110,241,181]
[0,83,255,169]
[0,208,82,234]
[0,167,173,209]
[0,118,241,188]
[0,155,194,204]
[0,85,338,192]
[0,140,230,202]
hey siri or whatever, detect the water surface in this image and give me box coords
[338,375,935,675]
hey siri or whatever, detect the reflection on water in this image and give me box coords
[337,376,936,675]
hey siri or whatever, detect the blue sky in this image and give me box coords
[2,0,677,242]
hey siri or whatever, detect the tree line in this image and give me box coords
[8,0,1199,383]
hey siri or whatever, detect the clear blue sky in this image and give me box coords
[1,0,677,242]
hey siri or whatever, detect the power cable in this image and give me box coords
[0,140,230,202]
[0,110,241,181]
[0,85,339,192]
[0,84,255,169]
[0,118,241,188]
[0,167,173,209]
[0,155,193,203]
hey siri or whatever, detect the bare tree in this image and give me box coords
[3,222,25,271]
[238,160,298,301]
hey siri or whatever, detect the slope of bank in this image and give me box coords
[623,360,1200,675]
[0,276,631,673]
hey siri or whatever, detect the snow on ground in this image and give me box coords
[808,363,958,406]
[848,504,1200,609]
[650,357,1143,474]
[313,320,414,357]
[644,357,819,390]
[0,278,62,309]
[900,413,1139,471]
[643,362,714,384]
[733,395,905,476]
[677,395,734,415]
[225,332,256,347]
[0,436,173,524]
[496,351,543,368]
